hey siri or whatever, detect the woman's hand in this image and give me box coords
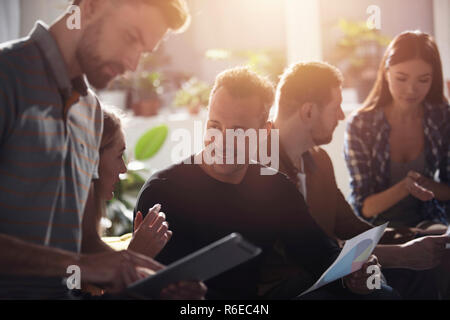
[407,170,450,202]
[404,170,434,201]
[128,204,173,258]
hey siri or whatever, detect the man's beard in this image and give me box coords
[75,18,123,89]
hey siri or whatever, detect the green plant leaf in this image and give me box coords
[134,125,168,160]
[173,78,212,109]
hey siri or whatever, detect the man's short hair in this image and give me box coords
[210,67,275,121]
[72,0,190,33]
[275,61,343,119]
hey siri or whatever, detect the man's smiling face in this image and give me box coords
[205,86,267,176]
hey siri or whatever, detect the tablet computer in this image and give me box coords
[126,233,261,299]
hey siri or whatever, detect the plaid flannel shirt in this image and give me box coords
[344,102,450,225]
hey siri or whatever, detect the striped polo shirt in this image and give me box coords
[0,21,103,255]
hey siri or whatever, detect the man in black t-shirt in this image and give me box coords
[135,155,342,299]
[134,67,395,299]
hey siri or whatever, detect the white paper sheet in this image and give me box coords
[300,222,389,296]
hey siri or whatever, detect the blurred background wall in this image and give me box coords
[4,0,450,212]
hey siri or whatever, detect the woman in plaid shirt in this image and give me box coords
[344,31,450,229]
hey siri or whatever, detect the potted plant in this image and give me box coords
[173,77,212,115]
[205,48,286,85]
[129,71,164,117]
[333,19,391,103]
[108,49,171,117]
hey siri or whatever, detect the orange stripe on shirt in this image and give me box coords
[73,162,93,178]
[68,131,99,152]
[5,144,98,167]
[77,100,99,110]
[0,184,83,204]
[4,43,44,61]
[21,95,61,108]
[6,144,67,152]
[0,169,91,192]
[3,159,62,168]
[0,87,13,115]
[13,130,64,137]
[19,114,62,122]
[14,235,81,244]
[69,108,102,124]
[0,218,79,229]
[0,69,58,93]
[0,185,85,206]
[68,118,102,138]
[0,87,15,135]
[0,201,79,215]
[73,149,98,166]
[0,56,47,76]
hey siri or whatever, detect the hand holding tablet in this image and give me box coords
[126,233,261,299]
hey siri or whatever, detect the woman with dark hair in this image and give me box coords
[344,31,450,229]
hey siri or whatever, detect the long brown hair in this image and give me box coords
[360,31,448,112]
[94,109,124,234]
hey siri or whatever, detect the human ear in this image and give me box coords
[80,0,106,22]
[298,102,315,122]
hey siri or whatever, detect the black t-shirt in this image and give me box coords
[135,157,341,299]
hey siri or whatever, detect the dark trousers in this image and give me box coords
[382,268,440,300]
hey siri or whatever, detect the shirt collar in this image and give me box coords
[278,139,298,180]
[275,125,316,181]
[29,21,88,100]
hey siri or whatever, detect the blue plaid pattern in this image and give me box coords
[344,103,450,225]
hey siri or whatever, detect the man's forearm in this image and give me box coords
[372,245,404,268]
[81,235,115,254]
[0,233,80,277]
[362,181,408,218]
